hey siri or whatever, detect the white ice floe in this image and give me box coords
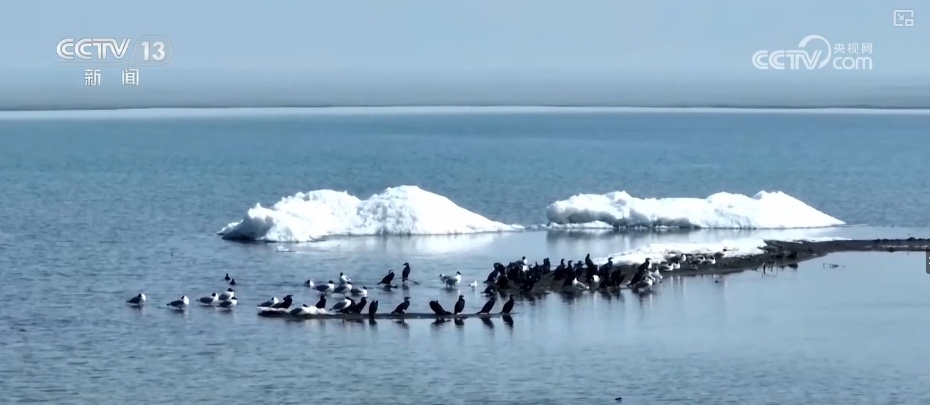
[593,239,769,266]
[786,237,851,242]
[218,186,523,243]
[592,235,852,267]
[545,190,845,229]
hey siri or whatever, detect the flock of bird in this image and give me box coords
[275,262,516,318]
[125,273,243,310]
[124,251,745,321]
[124,262,516,320]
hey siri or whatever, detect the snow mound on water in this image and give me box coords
[546,190,844,229]
[218,186,523,243]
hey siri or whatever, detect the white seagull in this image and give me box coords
[648,269,663,282]
[290,304,313,317]
[439,271,462,287]
[126,293,146,306]
[333,283,352,295]
[314,280,336,294]
[198,293,218,305]
[468,280,478,288]
[218,288,235,301]
[632,277,654,292]
[289,304,327,316]
[330,297,353,313]
[667,253,687,263]
[217,297,238,309]
[349,286,368,297]
[259,297,280,308]
[572,278,590,290]
[338,272,351,285]
[167,296,189,309]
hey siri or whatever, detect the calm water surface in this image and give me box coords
[2,247,928,404]
[1,110,929,404]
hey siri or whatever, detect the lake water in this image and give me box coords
[1,108,929,404]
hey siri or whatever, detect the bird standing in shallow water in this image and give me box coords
[259,297,279,308]
[439,271,462,287]
[368,300,379,319]
[429,300,451,316]
[126,293,146,306]
[331,297,353,313]
[218,288,235,301]
[350,286,367,297]
[314,281,336,294]
[167,296,189,309]
[402,263,410,281]
[271,295,293,309]
[501,295,515,314]
[348,297,368,314]
[198,293,218,305]
[476,297,495,314]
[334,283,352,295]
[378,270,395,286]
[218,297,238,309]
[392,297,411,315]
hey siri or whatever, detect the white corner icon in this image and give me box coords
[893,9,915,27]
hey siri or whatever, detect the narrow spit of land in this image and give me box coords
[595,237,929,277]
[590,237,929,277]
[258,238,929,321]
[516,237,930,294]
[258,309,514,320]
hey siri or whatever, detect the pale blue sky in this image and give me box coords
[0,0,927,109]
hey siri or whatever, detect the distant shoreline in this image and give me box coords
[3,105,930,118]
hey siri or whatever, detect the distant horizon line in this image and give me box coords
[3,105,930,120]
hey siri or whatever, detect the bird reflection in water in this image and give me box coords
[636,289,655,301]
[560,292,579,304]
[454,318,464,327]
[502,315,514,328]
[394,320,408,329]
[481,317,494,329]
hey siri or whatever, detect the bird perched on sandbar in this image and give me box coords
[476,297,495,314]
[453,295,465,316]
[392,297,411,315]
